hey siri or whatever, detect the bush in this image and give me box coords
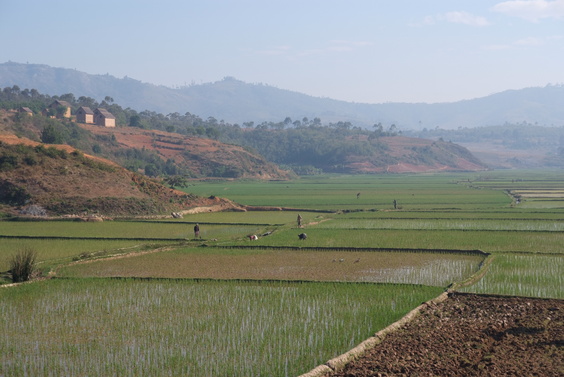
[9,247,37,283]
[0,180,30,205]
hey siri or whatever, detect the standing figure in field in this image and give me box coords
[393,199,397,209]
[357,192,361,199]
[297,214,303,228]
[194,223,200,239]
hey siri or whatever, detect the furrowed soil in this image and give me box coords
[326,293,563,377]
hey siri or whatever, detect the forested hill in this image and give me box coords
[1,62,563,129]
[0,87,487,176]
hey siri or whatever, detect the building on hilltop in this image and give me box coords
[76,106,94,124]
[94,108,116,127]
[18,107,33,116]
[45,100,72,119]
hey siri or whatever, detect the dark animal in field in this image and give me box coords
[298,233,307,240]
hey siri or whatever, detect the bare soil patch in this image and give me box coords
[325,292,563,377]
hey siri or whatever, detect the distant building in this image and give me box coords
[47,100,72,119]
[76,106,94,124]
[18,107,33,116]
[94,108,116,127]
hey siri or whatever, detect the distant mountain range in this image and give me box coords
[2,61,563,130]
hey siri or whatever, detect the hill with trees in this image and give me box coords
[405,123,564,169]
[0,87,488,177]
[0,87,291,180]
[1,62,563,130]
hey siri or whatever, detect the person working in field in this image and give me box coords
[194,223,200,239]
[297,214,303,228]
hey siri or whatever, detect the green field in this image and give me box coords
[0,278,441,377]
[1,171,563,376]
[59,248,484,287]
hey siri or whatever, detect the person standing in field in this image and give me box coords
[297,214,303,228]
[194,223,200,239]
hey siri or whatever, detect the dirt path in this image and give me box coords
[324,292,563,377]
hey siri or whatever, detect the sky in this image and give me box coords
[1,0,563,104]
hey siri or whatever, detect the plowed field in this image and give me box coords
[326,293,563,377]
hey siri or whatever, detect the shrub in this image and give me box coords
[9,247,37,283]
[0,180,30,205]
[0,152,19,171]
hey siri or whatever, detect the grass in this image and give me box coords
[0,220,265,240]
[183,174,511,210]
[315,218,564,231]
[0,239,172,274]
[59,248,484,287]
[227,227,564,254]
[0,278,442,377]
[460,254,564,299]
[175,210,305,224]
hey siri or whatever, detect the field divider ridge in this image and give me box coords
[214,245,489,255]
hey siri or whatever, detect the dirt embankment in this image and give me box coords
[323,292,563,377]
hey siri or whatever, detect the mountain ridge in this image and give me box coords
[2,62,563,130]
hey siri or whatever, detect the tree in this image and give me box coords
[59,93,76,103]
[78,96,98,108]
[129,115,143,128]
[165,175,189,188]
[144,163,159,177]
[55,105,68,119]
[41,124,63,144]
[373,123,384,136]
[206,127,220,139]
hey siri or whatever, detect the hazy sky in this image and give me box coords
[1,0,563,104]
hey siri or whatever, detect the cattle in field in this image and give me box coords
[298,233,307,240]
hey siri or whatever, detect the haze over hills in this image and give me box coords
[2,62,563,130]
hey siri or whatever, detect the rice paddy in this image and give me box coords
[59,248,484,287]
[1,171,563,376]
[460,254,564,298]
[0,278,441,377]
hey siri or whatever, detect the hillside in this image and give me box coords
[78,123,292,180]
[344,136,485,173]
[405,124,564,169]
[2,62,563,129]
[0,109,292,180]
[0,138,241,217]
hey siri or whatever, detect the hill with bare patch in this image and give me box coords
[78,123,292,179]
[0,138,241,217]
